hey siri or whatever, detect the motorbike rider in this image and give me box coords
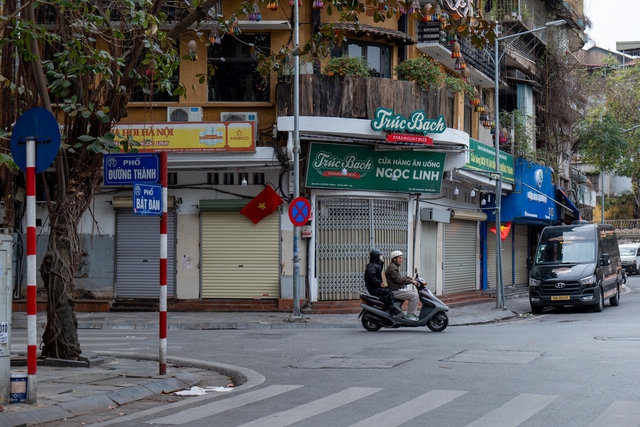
[364,249,403,318]
[385,250,420,321]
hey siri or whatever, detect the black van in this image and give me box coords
[529,221,622,313]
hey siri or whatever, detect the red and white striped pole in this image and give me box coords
[26,137,37,403]
[159,152,167,375]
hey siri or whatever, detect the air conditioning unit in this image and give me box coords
[167,106,202,122]
[220,111,259,141]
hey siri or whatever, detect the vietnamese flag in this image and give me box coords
[490,221,512,241]
[240,185,284,224]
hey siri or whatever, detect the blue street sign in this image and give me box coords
[104,153,159,186]
[10,107,61,173]
[133,182,162,216]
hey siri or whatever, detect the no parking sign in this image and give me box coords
[288,197,311,226]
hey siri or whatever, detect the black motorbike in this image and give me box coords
[358,275,449,332]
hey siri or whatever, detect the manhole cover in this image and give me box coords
[292,356,412,369]
[441,350,542,365]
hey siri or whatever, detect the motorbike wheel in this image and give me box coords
[427,312,448,332]
[361,313,383,331]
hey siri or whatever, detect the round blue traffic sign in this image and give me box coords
[10,107,61,173]
[288,197,312,226]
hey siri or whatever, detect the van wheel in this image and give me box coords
[593,288,604,312]
[610,285,620,306]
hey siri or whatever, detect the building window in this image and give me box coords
[446,92,455,128]
[208,34,270,102]
[464,104,472,135]
[331,41,391,78]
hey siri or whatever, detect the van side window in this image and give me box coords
[636,249,640,256]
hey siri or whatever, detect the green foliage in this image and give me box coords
[444,75,475,96]
[323,56,370,77]
[575,109,625,173]
[394,55,445,91]
[500,110,535,161]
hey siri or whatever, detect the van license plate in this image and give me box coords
[551,296,570,301]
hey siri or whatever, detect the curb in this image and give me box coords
[0,353,264,427]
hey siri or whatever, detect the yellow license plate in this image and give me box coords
[551,295,570,301]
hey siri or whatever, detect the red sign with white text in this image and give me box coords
[385,133,434,144]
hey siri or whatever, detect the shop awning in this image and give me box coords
[321,22,416,45]
[557,187,580,224]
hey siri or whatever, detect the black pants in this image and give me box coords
[373,287,399,313]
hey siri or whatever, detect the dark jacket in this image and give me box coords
[364,258,384,294]
[385,261,413,291]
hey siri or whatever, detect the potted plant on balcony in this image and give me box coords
[394,55,446,91]
[323,56,370,77]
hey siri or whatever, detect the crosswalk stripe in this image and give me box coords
[236,387,383,427]
[348,389,467,427]
[149,385,303,425]
[464,393,557,427]
[587,401,640,427]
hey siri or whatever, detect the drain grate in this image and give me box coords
[291,356,412,369]
[441,349,542,365]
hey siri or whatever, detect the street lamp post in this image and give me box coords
[492,19,566,309]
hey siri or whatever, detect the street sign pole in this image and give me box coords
[26,137,37,403]
[159,152,167,375]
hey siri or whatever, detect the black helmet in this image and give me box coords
[369,249,382,261]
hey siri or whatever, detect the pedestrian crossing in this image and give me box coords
[139,385,640,427]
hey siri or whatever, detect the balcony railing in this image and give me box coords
[416,22,495,86]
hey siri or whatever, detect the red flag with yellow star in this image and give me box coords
[490,221,512,241]
[240,185,284,224]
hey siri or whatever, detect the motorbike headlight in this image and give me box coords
[529,278,540,287]
[580,275,597,286]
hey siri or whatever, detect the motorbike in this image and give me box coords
[358,275,449,332]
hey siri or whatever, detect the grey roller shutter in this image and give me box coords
[487,222,514,288]
[116,210,176,298]
[444,219,478,293]
[201,210,280,299]
[513,224,529,285]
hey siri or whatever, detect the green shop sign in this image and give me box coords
[370,108,447,135]
[466,139,515,184]
[306,142,446,194]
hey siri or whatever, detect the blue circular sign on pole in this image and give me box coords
[10,107,61,173]
[288,197,311,226]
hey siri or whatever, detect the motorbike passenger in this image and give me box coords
[364,249,403,318]
[385,250,420,321]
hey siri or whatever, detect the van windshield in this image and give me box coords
[620,247,636,256]
[535,228,596,265]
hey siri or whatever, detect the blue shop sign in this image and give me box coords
[486,158,560,224]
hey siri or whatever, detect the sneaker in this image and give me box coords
[405,313,419,321]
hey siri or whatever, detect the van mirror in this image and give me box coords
[526,257,533,269]
[600,253,610,267]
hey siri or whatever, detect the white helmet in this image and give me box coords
[390,250,403,260]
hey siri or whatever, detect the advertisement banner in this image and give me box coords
[306,142,446,194]
[466,139,515,184]
[113,121,255,152]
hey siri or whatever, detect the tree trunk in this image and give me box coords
[39,149,103,359]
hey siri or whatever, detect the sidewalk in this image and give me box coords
[0,296,534,427]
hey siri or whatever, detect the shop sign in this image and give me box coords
[465,138,515,184]
[306,142,445,194]
[112,121,255,152]
[385,134,434,144]
[370,108,447,135]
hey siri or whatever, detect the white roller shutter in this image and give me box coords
[201,211,280,299]
[444,219,478,293]
[513,224,529,285]
[116,210,176,298]
[487,222,514,288]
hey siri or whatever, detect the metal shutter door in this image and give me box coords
[444,219,478,293]
[513,224,529,285]
[201,211,280,299]
[315,198,408,300]
[116,210,176,298]
[487,222,514,288]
